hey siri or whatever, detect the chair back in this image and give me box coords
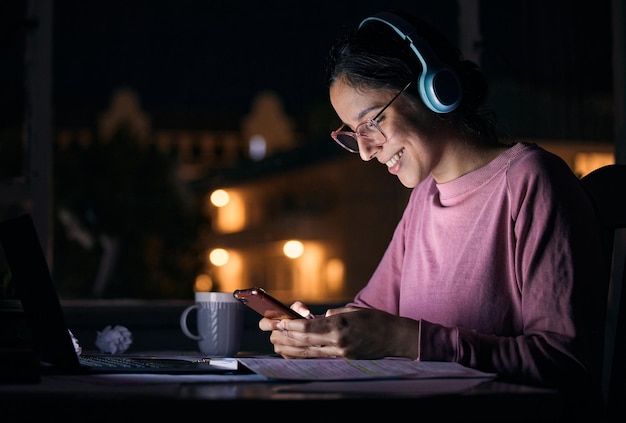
[580,163,626,421]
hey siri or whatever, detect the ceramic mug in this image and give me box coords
[179,292,243,357]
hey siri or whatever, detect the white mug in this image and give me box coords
[179,292,243,357]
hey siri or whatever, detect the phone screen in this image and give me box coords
[233,287,304,319]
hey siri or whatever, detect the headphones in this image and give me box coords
[359,12,462,113]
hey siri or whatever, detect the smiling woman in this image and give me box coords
[252,15,611,423]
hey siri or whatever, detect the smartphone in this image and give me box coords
[233,287,305,319]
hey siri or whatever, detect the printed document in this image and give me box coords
[237,357,496,381]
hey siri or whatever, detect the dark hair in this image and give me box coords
[326,11,498,145]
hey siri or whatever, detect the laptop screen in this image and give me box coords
[0,214,81,370]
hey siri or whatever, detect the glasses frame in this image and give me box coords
[331,81,412,153]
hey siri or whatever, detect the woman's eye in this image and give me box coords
[366,119,379,129]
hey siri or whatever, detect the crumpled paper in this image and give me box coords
[95,325,133,354]
[68,329,82,356]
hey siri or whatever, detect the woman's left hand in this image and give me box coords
[258,307,420,360]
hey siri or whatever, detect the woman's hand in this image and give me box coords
[258,304,420,360]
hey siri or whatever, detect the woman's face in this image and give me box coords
[329,78,441,188]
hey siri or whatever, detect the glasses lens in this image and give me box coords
[356,121,385,145]
[331,120,386,153]
[335,133,359,152]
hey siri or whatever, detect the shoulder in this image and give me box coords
[507,142,571,174]
[505,142,579,187]
[504,143,590,211]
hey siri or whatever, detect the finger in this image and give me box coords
[272,325,335,348]
[324,306,360,317]
[274,344,343,359]
[258,317,280,331]
[290,301,314,319]
[276,318,308,331]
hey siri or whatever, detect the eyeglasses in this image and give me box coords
[331,81,412,153]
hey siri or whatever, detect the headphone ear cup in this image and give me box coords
[360,12,462,113]
[420,62,462,113]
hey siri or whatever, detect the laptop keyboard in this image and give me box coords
[79,355,197,369]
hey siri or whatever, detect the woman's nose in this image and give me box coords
[358,142,378,161]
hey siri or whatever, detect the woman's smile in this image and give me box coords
[384,148,404,174]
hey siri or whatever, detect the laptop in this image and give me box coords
[0,213,245,375]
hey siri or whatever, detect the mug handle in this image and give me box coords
[179,304,203,341]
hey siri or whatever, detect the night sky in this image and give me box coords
[50,0,458,119]
[1,0,614,134]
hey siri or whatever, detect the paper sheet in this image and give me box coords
[237,357,496,381]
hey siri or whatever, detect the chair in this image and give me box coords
[580,164,626,421]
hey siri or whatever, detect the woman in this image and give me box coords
[259,11,604,394]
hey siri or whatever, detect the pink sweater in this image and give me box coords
[348,142,605,388]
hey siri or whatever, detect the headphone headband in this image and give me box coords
[359,12,462,113]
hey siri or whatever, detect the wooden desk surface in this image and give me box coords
[1,351,603,422]
[0,370,573,422]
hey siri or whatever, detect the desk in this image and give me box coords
[0,368,572,422]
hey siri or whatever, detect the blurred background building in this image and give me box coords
[0,0,622,304]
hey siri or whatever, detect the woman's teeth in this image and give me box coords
[386,149,404,168]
